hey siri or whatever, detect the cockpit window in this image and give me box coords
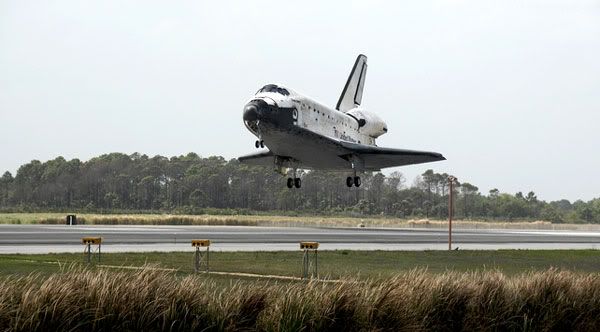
[256,84,290,96]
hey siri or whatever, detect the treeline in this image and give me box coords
[0,152,598,223]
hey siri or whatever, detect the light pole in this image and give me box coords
[448,176,457,250]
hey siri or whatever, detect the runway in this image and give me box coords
[1,224,599,253]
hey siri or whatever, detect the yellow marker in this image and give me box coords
[192,239,211,247]
[300,242,319,250]
[81,237,102,245]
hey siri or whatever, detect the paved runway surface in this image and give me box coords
[1,224,599,253]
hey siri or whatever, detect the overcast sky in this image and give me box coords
[1,0,599,201]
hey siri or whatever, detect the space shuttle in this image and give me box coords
[239,54,445,188]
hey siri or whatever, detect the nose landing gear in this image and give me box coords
[254,124,265,148]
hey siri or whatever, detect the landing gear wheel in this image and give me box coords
[294,178,301,188]
[255,140,260,148]
[346,177,354,187]
[354,176,361,187]
[260,140,265,148]
[287,178,294,188]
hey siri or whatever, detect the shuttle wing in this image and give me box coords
[238,140,444,171]
[336,54,368,112]
[339,141,445,170]
[237,151,274,167]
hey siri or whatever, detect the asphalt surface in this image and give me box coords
[1,224,600,253]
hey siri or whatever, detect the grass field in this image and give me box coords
[2,212,599,230]
[1,250,600,278]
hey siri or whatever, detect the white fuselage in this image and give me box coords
[293,96,376,146]
[250,87,386,147]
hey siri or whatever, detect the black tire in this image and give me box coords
[255,140,260,148]
[294,178,301,188]
[346,177,353,187]
[287,178,294,188]
[354,176,361,187]
[260,140,265,148]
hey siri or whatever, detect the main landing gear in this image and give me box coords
[254,140,265,148]
[287,177,301,189]
[286,168,301,189]
[346,176,361,187]
[346,160,361,187]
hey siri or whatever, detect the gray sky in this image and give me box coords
[1,0,599,201]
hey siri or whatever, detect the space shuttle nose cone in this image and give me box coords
[243,104,259,121]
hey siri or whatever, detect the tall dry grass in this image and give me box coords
[38,215,260,226]
[1,267,600,331]
[5,212,600,230]
[33,214,600,231]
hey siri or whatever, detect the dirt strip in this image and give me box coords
[5,258,340,282]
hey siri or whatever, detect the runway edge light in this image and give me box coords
[82,237,102,245]
[300,242,319,279]
[192,239,210,273]
[82,237,102,264]
[300,242,319,250]
[192,239,210,247]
